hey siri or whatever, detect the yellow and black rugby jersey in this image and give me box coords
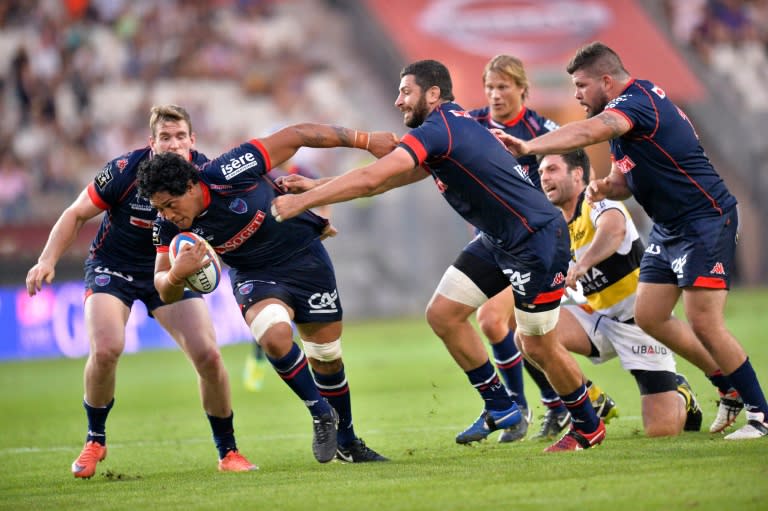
[568,193,645,320]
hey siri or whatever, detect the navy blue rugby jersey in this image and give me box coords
[153,139,329,269]
[606,79,736,227]
[87,147,209,272]
[469,106,558,189]
[399,102,562,250]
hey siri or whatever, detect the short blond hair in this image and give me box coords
[482,55,529,102]
[148,104,193,138]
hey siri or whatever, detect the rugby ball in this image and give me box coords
[168,232,221,294]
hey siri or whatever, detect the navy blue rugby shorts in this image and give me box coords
[84,261,201,316]
[639,206,738,289]
[229,240,343,323]
[456,216,569,311]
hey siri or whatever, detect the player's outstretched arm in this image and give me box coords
[259,123,399,169]
[25,188,103,296]
[271,147,425,223]
[275,174,333,194]
[497,111,631,156]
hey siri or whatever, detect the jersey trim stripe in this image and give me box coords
[87,183,110,210]
[400,134,428,165]
[249,138,272,171]
[693,276,727,289]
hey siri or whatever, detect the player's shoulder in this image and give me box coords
[523,107,559,133]
[468,106,490,121]
[607,78,664,110]
[201,141,265,187]
[94,146,151,190]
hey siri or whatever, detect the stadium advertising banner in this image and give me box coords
[365,0,706,109]
[1,274,251,361]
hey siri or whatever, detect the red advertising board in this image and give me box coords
[365,0,705,109]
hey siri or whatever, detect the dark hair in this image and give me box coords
[538,149,591,184]
[566,41,629,78]
[562,149,591,185]
[136,152,200,199]
[400,59,455,101]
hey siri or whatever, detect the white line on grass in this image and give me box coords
[0,416,641,456]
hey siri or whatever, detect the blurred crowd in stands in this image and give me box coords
[0,0,358,225]
[2,0,767,228]
[666,0,768,111]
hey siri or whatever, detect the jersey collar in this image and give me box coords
[491,106,526,128]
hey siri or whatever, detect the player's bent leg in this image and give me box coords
[426,292,489,370]
[299,321,388,462]
[74,294,130,479]
[476,287,515,343]
[83,293,131,406]
[248,303,338,462]
[640,391,685,437]
[157,298,259,470]
[156,298,231,416]
[683,288,747,374]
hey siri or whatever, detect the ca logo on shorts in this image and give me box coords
[309,290,339,314]
[503,269,531,295]
[671,254,688,278]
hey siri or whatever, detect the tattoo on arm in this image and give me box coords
[295,125,352,148]
[597,112,624,137]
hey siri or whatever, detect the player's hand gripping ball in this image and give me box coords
[168,232,221,294]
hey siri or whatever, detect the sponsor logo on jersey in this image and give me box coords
[551,272,565,286]
[130,202,153,212]
[95,164,113,189]
[116,159,128,172]
[217,210,266,253]
[580,267,609,293]
[228,198,248,214]
[606,94,630,109]
[129,216,153,229]
[543,118,559,132]
[449,109,472,118]
[615,155,636,174]
[221,152,258,180]
[631,344,669,355]
[309,290,339,314]
[94,266,134,282]
[710,262,725,275]
[513,164,533,185]
[503,269,531,295]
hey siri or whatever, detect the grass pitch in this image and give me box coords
[1,289,767,510]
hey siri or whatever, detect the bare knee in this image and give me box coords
[425,301,452,338]
[89,338,123,368]
[518,336,546,365]
[643,421,681,438]
[476,308,508,341]
[190,345,226,379]
[259,323,295,358]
